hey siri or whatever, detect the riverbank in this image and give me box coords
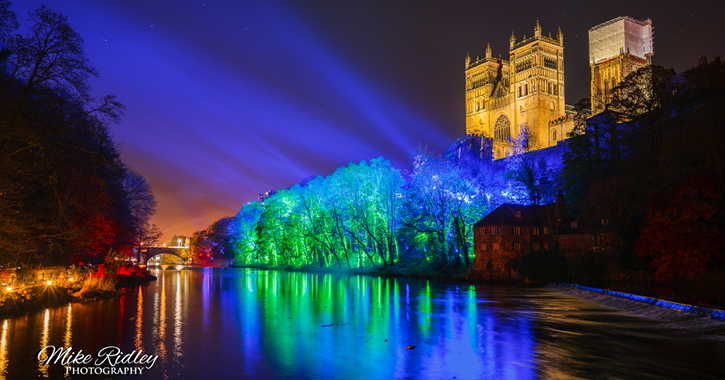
[555,283,725,336]
[0,266,156,319]
[231,263,473,281]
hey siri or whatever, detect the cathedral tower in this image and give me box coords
[589,17,653,112]
[465,21,566,159]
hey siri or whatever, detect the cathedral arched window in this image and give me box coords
[552,129,557,141]
[494,114,511,142]
[525,84,528,96]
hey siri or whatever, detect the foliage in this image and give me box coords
[189,217,233,265]
[0,2,156,266]
[166,234,188,247]
[505,125,558,205]
[563,61,725,281]
[221,144,511,273]
[635,176,725,281]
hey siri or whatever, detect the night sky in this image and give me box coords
[10,0,725,240]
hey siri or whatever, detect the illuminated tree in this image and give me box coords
[505,125,557,205]
[229,202,264,265]
[403,154,489,269]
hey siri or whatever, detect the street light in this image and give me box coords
[137,242,144,265]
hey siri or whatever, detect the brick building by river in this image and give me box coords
[473,200,615,281]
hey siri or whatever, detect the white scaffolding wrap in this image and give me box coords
[589,17,653,64]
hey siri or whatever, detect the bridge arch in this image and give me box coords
[139,247,189,265]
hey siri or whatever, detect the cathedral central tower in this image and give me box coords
[465,21,568,159]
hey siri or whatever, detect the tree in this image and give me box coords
[0,3,146,267]
[635,176,724,281]
[166,235,188,247]
[229,201,264,266]
[138,224,163,246]
[123,170,158,244]
[505,125,557,205]
[0,0,18,56]
[403,153,488,270]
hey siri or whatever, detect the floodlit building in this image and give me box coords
[472,202,564,281]
[464,16,653,158]
[589,16,654,112]
[472,201,616,281]
[465,20,575,159]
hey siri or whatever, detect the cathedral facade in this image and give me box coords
[465,21,571,159]
[465,17,654,159]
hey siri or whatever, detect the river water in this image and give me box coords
[1,267,723,379]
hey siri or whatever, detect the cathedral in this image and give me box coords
[465,17,654,159]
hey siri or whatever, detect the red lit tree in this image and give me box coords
[635,176,725,281]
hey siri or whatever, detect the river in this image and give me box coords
[1,267,723,379]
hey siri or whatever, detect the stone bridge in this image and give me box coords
[135,246,190,265]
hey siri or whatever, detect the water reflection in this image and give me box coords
[63,305,72,379]
[0,320,7,378]
[0,268,723,379]
[229,271,536,379]
[38,309,50,377]
[135,285,144,352]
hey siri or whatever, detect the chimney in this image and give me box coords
[699,55,708,66]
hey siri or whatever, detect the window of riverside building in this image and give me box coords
[481,243,487,251]
[544,227,549,235]
[515,211,521,218]
[514,243,521,251]
[513,227,521,235]
[493,243,500,251]
[544,243,549,250]
[533,243,540,251]
[492,227,499,235]
[532,227,539,235]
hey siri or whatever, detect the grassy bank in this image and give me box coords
[0,265,156,318]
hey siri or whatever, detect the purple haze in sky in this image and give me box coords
[10,0,725,240]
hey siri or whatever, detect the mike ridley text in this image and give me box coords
[36,345,159,376]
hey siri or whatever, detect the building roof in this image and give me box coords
[474,202,566,227]
[588,16,652,32]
